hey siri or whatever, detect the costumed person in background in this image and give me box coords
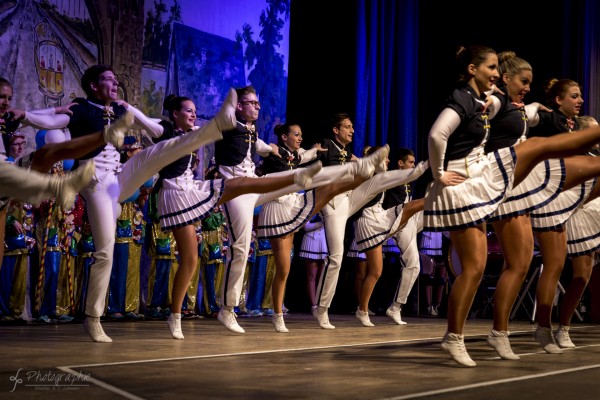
[0,132,37,322]
[383,147,425,326]
[33,161,85,323]
[299,213,328,312]
[107,136,148,321]
[419,231,448,316]
[198,161,227,317]
[245,205,275,318]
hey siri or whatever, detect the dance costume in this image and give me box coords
[424,83,516,231]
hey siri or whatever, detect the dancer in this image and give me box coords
[560,114,600,348]
[24,64,253,342]
[144,96,322,339]
[215,89,387,334]
[528,80,600,353]
[299,214,327,313]
[313,113,427,329]
[482,51,564,360]
[349,146,425,327]
[425,45,600,367]
[384,147,425,325]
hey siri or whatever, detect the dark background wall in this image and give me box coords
[288,0,585,166]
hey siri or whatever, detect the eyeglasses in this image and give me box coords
[240,100,261,108]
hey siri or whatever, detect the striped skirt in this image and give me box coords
[353,203,404,252]
[257,190,316,239]
[566,195,600,256]
[158,178,225,231]
[530,178,597,231]
[298,226,328,260]
[347,239,366,260]
[489,158,565,222]
[424,146,516,231]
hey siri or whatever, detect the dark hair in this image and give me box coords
[273,122,300,145]
[0,77,11,89]
[163,94,193,121]
[544,78,581,108]
[81,65,114,97]
[330,112,352,129]
[236,85,256,99]
[455,45,496,82]
[396,147,415,163]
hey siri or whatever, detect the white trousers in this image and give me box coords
[316,169,419,307]
[83,122,222,317]
[0,162,57,206]
[392,210,423,305]
[220,163,355,306]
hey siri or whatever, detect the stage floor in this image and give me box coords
[1,314,599,399]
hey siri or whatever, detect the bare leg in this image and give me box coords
[270,234,295,314]
[354,259,367,306]
[534,229,567,329]
[514,128,600,187]
[491,215,534,331]
[358,246,384,312]
[448,225,488,334]
[559,253,594,326]
[171,224,199,315]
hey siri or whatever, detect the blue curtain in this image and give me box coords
[583,0,600,119]
[355,0,419,158]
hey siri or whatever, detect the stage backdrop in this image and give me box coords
[0,0,291,167]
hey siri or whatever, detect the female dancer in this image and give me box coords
[425,46,600,367]
[482,52,563,360]
[141,97,325,339]
[561,115,600,348]
[528,82,600,353]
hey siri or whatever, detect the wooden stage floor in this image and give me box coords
[1,314,599,399]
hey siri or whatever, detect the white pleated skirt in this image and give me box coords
[257,190,316,239]
[353,203,404,252]
[530,178,597,231]
[566,195,600,256]
[489,158,565,221]
[158,178,224,231]
[347,239,366,260]
[298,227,328,260]
[424,146,516,231]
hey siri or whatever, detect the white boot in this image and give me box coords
[167,313,184,339]
[294,161,322,189]
[355,308,375,327]
[83,316,113,343]
[104,110,134,148]
[312,306,335,330]
[441,331,476,367]
[272,313,289,333]
[49,161,95,210]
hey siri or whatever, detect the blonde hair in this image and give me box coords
[497,51,532,78]
[577,115,598,129]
